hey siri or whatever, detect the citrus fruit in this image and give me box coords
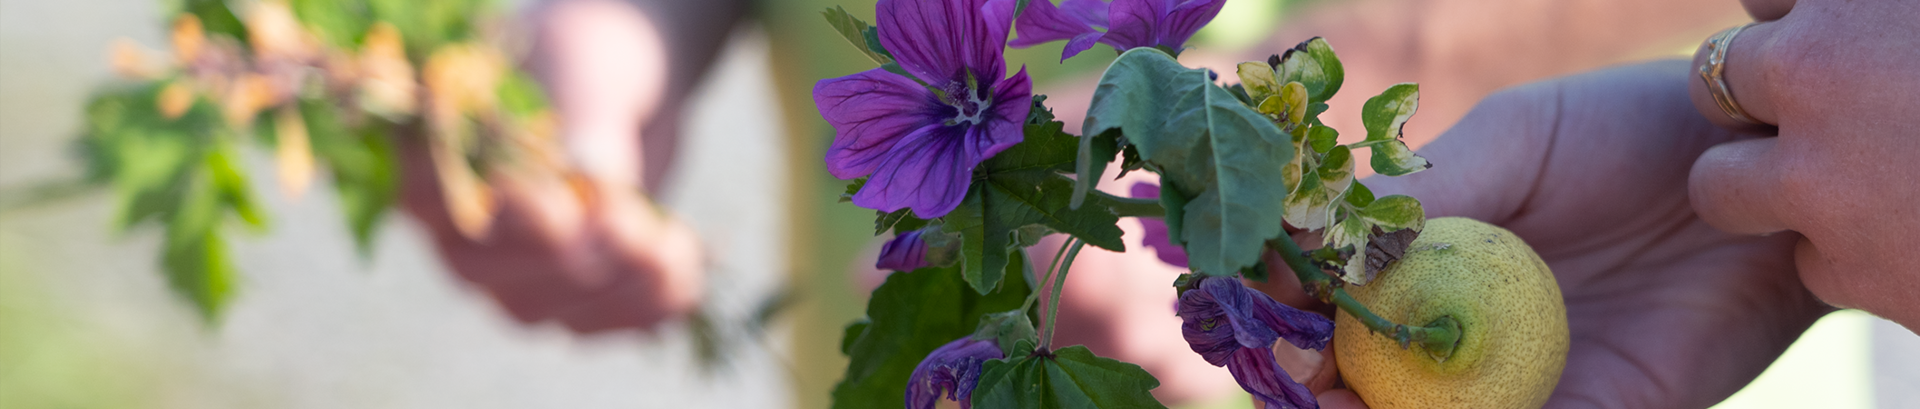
[1334,217,1569,409]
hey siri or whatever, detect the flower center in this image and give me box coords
[949,89,991,126]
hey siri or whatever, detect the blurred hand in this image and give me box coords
[399,142,704,333]
[1687,0,1920,329]
[396,0,710,333]
[1308,60,1830,408]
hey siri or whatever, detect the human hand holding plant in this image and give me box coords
[1306,60,1830,408]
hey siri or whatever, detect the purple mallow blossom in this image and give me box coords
[1178,275,1334,409]
[1130,182,1189,267]
[877,229,932,271]
[815,0,1033,218]
[1011,0,1229,61]
[907,337,1004,409]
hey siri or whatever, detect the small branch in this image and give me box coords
[1092,190,1163,218]
[1268,236,1462,361]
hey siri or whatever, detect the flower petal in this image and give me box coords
[1178,293,1240,365]
[877,0,1014,87]
[1226,345,1320,409]
[908,338,1005,409]
[1197,275,1282,349]
[1011,0,1105,59]
[816,68,949,179]
[1156,0,1226,51]
[969,68,1033,158]
[1248,287,1335,351]
[1098,0,1169,51]
[1060,0,1113,27]
[854,123,975,218]
[877,229,931,271]
[1131,182,1189,267]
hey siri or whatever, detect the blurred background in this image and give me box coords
[1,0,1916,408]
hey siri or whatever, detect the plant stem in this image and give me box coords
[1092,190,1164,218]
[1024,241,1074,313]
[1040,240,1087,349]
[1268,235,1462,361]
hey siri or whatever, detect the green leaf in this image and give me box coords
[1071,129,1121,210]
[177,0,248,40]
[1275,37,1345,103]
[842,177,867,203]
[821,6,895,65]
[1084,48,1294,276]
[162,168,237,322]
[206,141,267,230]
[1354,83,1431,176]
[1358,194,1424,231]
[301,99,399,256]
[841,319,871,355]
[290,0,369,47]
[972,346,1167,409]
[945,171,1124,294]
[831,263,1032,409]
[1283,145,1353,231]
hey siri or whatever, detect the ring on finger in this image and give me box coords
[1700,22,1764,126]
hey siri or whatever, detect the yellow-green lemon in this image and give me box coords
[1335,217,1569,409]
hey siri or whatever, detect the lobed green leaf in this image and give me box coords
[1084,48,1294,276]
[972,346,1167,409]
[831,260,1032,409]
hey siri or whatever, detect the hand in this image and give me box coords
[1687,0,1920,329]
[1310,60,1830,408]
[398,140,704,333]
[392,0,711,334]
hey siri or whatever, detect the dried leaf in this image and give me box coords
[273,107,314,200]
[356,23,418,118]
[430,137,495,239]
[1362,227,1418,282]
[171,15,205,64]
[156,81,196,119]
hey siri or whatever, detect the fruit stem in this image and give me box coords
[1268,236,1462,361]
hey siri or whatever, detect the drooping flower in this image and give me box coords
[877,229,931,271]
[1130,182,1189,267]
[1011,0,1229,61]
[815,0,1033,218]
[907,337,1005,409]
[1178,275,1333,409]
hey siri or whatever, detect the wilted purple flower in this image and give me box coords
[1178,275,1333,409]
[1130,182,1189,267]
[1011,0,1229,61]
[877,229,931,271]
[815,0,1033,218]
[907,337,1004,409]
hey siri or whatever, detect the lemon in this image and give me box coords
[1334,217,1569,409]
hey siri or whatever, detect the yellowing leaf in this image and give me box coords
[171,14,205,64]
[356,23,418,118]
[156,81,195,120]
[273,107,314,200]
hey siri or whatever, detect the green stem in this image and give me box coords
[1268,236,1462,361]
[1024,240,1074,313]
[1092,190,1164,218]
[1041,240,1087,349]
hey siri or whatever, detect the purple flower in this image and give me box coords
[877,229,931,271]
[1178,275,1333,409]
[907,337,1005,409]
[1011,0,1229,61]
[815,0,1033,218]
[1131,182,1189,267]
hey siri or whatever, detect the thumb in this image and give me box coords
[1690,137,1791,234]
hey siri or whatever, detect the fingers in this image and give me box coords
[1314,389,1370,409]
[1740,0,1797,21]
[1687,18,1786,132]
[1689,138,1791,235]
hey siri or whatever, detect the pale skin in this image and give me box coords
[400,0,743,333]
[1687,0,1920,330]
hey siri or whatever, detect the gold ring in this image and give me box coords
[1700,22,1762,125]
